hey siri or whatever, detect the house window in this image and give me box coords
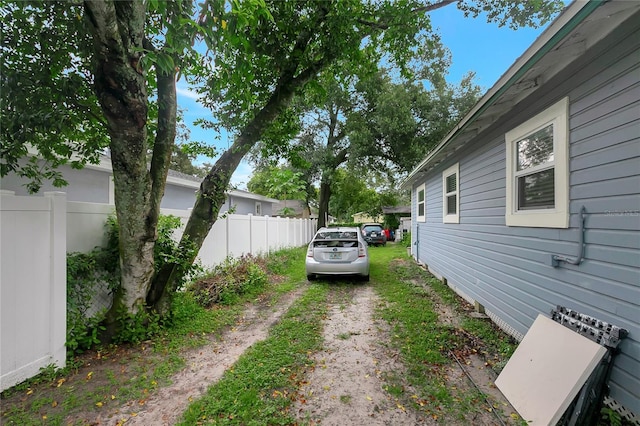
[255,202,262,216]
[416,184,426,222]
[442,163,459,223]
[505,97,569,228]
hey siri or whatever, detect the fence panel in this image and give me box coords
[67,202,114,253]
[226,215,250,258]
[251,215,269,255]
[0,191,66,392]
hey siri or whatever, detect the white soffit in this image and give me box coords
[495,314,607,425]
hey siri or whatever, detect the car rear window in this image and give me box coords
[313,240,358,248]
[363,225,382,232]
[315,231,358,240]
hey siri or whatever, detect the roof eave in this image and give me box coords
[400,0,600,191]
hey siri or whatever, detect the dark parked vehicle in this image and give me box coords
[360,223,387,246]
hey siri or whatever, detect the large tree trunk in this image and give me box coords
[84,2,175,335]
[148,68,320,313]
[317,174,332,229]
[149,11,334,314]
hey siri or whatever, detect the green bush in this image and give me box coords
[66,214,202,354]
[66,219,119,355]
[400,231,411,247]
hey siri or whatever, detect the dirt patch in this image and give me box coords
[68,289,304,426]
[292,285,427,425]
[290,275,519,426]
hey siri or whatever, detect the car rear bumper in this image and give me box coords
[364,237,386,245]
[305,256,369,276]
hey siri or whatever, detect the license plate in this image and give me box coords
[371,232,377,237]
[329,252,342,260]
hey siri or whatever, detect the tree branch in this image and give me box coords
[357,0,459,31]
[149,68,177,219]
[411,0,459,14]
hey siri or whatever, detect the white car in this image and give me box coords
[305,227,370,281]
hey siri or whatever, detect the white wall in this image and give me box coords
[1,191,66,391]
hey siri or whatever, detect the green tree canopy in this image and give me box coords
[1,0,563,337]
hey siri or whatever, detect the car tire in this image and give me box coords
[307,274,316,281]
[361,274,370,282]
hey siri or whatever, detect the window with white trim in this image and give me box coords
[505,97,569,228]
[255,201,262,216]
[416,184,426,222]
[442,163,459,224]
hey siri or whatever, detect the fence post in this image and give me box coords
[248,214,253,255]
[44,191,67,369]
[225,213,230,259]
[265,215,270,255]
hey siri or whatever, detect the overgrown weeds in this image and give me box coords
[188,255,269,307]
[371,244,519,422]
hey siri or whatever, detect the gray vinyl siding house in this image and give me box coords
[403,1,639,419]
[1,159,279,216]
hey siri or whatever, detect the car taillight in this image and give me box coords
[307,244,314,257]
[358,243,366,257]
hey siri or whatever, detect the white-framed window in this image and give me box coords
[255,201,262,216]
[416,184,426,222]
[505,97,569,228]
[442,163,459,223]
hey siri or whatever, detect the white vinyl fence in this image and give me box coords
[1,191,67,391]
[0,192,316,391]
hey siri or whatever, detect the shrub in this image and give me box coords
[400,231,411,247]
[66,214,203,354]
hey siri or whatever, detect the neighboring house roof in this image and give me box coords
[227,188,279,204]
[77,154,279,204]
[274,200,310,216]
[401,1,640,189]
[382,206,411,215]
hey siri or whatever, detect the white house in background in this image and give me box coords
[0,156,279,216]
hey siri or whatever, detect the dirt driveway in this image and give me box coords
[2,253,519,425]
[104,282,514,425]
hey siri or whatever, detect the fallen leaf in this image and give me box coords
[51,401,58,407]
[96,402,103,407]
[366,396,372,401]
[86,372,93,380]
[56,378,66,387]
[26,389,33,395]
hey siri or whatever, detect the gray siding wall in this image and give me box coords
[161,185,198,210]
[1,163,110,203]
[226,194,274,216]
[412,19,639,414]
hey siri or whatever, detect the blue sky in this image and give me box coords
[176,5,559,189]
